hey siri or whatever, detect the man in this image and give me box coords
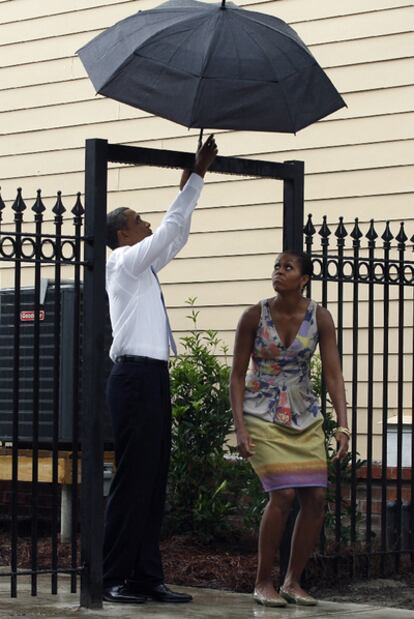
[103,136,218,604]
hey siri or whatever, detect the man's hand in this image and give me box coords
[179,135,218,189]
[194,134,218,178]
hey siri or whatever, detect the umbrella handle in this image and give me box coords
[197,128,204,151]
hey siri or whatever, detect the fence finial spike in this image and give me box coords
[395,221,407,246]
[381,221,393,243]
[350,218,363,241]
[72,192,85,217]
[303,213,315,237]
[366,219,378,242]
[52,190,66,216]
[319,215,331,238]
[12,187,26,213]
[335,216,348,239]
[32,189,46,214]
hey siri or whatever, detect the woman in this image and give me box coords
[230,250,349,607]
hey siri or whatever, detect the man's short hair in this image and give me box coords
[107,207,129,250]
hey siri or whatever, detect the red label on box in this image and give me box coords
[20,310,45,322]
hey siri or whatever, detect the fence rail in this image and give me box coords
[0,188,85,597]
[305,214,414,576]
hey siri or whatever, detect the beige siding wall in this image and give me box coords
[1,0,414,459]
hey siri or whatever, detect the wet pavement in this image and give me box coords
[0,577,412,618]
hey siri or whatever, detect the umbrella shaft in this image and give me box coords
[198,128,204,150]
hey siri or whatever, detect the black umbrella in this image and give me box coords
[78,0,345,134]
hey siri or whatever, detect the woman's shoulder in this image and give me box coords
[243,301,262,320]
[237,302,263,330]
[315,303,335,328]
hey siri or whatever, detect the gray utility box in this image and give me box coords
[386,415,412,468]
[0,282,114,447]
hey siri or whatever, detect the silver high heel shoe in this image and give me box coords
[279,586,317,606]
[253,588,288,607]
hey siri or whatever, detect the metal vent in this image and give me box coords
[0,283,113,447]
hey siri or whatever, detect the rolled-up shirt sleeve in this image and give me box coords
[120,173,204,277]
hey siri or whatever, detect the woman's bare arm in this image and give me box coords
[317,305,349,461]
[230,304,260,458]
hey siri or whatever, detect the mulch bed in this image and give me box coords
[0,530,267,594]
[161,534,264,592]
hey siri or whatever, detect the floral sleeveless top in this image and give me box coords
[243,299,322,431]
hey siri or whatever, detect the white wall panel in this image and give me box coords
[243,0,414,21]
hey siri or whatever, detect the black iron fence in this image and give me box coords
[305,214,414,576]
[5,144,412,599]
[0,188,85,597]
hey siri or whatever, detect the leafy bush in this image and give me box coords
[165,298,235,541]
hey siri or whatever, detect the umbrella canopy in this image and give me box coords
[78,0,345,133]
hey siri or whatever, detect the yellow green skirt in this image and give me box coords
[244,414,328,492]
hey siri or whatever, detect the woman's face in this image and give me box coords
[272,253,309,293]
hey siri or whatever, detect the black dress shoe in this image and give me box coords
[103,584,146,604]
[131,583,193,603]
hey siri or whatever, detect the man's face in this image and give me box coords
[117,209,152,246]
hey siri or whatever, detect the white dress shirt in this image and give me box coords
[106,173,204,362]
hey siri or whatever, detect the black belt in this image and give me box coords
[115,354,168,367]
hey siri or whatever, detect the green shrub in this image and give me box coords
[165,298,235,541]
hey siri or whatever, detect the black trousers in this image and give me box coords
[103,358,171,588]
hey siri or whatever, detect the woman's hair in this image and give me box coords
[280,250,313,277]
[106,207,129,250]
